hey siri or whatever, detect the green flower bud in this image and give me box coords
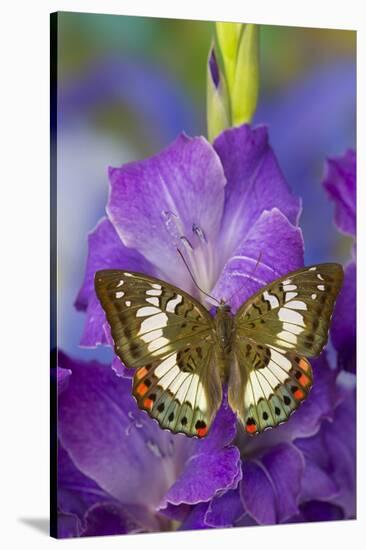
[206,22,260,139]
[206,46,229,142]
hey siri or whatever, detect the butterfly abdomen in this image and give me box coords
[214,306,235,382]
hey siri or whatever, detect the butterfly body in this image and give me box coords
[213,303,235,382]
[95,263,343,439]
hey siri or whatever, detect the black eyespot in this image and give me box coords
[284,395,291,405]
[181,417,188,426]
[275,407,281,416]
[157,403,165,412]
[262,411,269,420]
[168,412,174,422]
[246,417,256,426]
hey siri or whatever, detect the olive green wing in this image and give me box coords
[95,270,222,437]
[229,263,343,435]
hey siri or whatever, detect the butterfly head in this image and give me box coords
[217,299,231,314]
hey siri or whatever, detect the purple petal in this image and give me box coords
[81,502,167,536]
[205,487,244,528]
[323,378,356,518]
[298,451,339,503]
[241,443,304,524]
[79,293,109,347]
[299,501,344,522]
[323,149,356,236]
[240,459,276,524]
[57,511,82,538]
[58,352,192,510]
[159,446,241,509]
[75,216,153,311]
[159,503,191,522]
[295,372,356,518]
[179,502,211,531]
[58,444,110,520]
[52,367,71,394]
[111,355,133,379]
[212,208,304,311]
[82,503,135,537]
[214,124,301,258]
[331,261,356,372]
[261,443,304,522]
[107,133,226,294]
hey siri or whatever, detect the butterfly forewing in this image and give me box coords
[95,270,222,437]
[230,263,343,435]
[236,264,344,356]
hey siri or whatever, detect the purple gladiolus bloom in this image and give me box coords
[323,150,356,372]
[63,124,355,536]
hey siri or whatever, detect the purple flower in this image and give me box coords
[323,150,356,372]
[57,352,240,537]
[68,123,357,534]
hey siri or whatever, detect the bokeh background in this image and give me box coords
[55,12,356,363]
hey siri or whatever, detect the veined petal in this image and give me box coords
[241,443,304,524]
[323,149,356,236]
[75,217,153,311]
[205,487,244,527]
[331,261,356,372]
[159,446,241,509]
[58,352,192,510]
[212,207,304,311]
[107,133,226,297]
[214,124,301,258]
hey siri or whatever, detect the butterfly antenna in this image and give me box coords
[226,251,263,304]
[176,248,220,306]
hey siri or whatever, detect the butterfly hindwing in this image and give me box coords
[133,346,222,437]
[230,263,342,435]
[229,341,313,435]
[95,270,222,437]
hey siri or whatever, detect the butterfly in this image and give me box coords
[95,263,343,438]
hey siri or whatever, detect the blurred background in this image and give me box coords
[54,12,356,362]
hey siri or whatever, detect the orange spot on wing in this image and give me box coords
[196,426,208,438]
[299,358,310,372]
[136,367,148,381]
[299,373,310,386]
[136,383,148,397]
[245,424,257,434]
[143,397,154,410]
[294,388,305,400]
